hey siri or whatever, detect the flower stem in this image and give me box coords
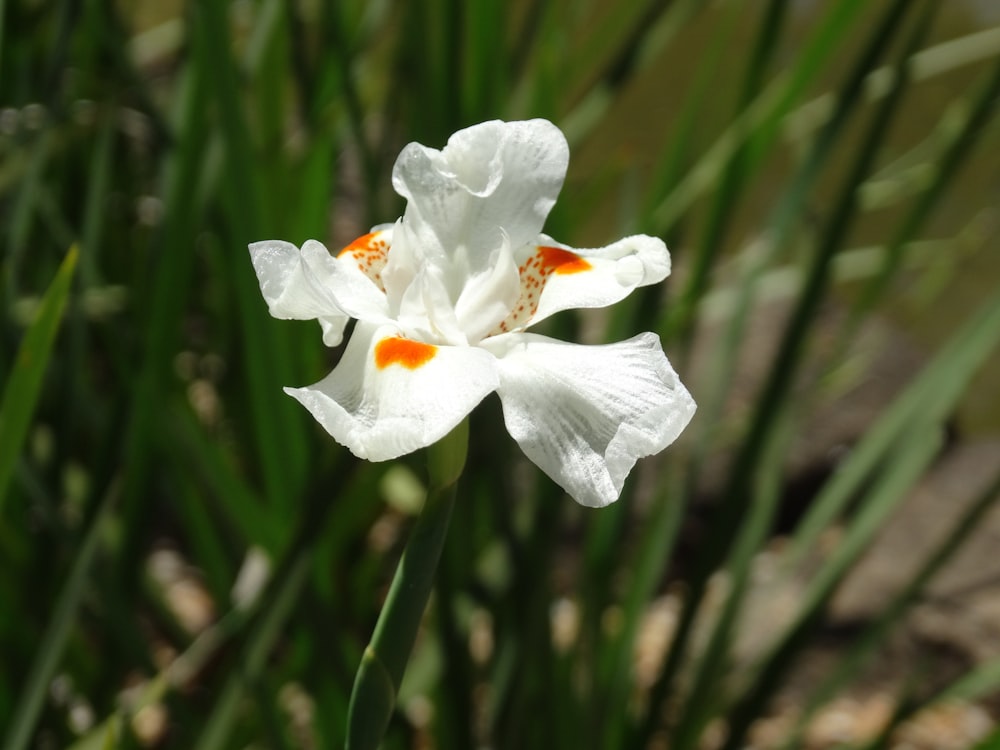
[345,419,469,749]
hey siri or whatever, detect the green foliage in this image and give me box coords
[1,0,999,748]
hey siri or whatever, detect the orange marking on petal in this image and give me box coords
[374,337,437,370]
[338,232,377,258]
[538,246,592,274]
[338,231,390,292]
[489,245,592,336]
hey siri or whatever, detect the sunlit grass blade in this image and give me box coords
[636,0,742,236]
[1,481,115,750]
[935,659,1000,706]
[790,290,1000,565]
[560,0,702,145]
[668,411,794,750]
[638,1,917,738]
[779,463,1000,749]
[0,245,77,514]
[782,25,1000,151]
[725,274,1000,750]
[647,0,869,233]
[718,427,943,750]
[646,5,1000,237]
[845,56,1000,335]
[665,0,789,343]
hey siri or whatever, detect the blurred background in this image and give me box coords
[2,0,1000,748]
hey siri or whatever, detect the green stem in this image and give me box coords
[345,419,469,749]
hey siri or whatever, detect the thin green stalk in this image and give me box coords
[433,538,475,750]
[76,111,114,284]
[638,2,916,738]
[2,481,116,750]
[669,409,795,749]
[193,0,308,508]
[0,245,77,516]
[719,428,943,750]
[667,0,790,343]
[790,290,1000,566]
[69,604,256,750]
[637,0,740,226]
[648,0,870,234]
[780,463,1000,750]
[493,482,564,749]
[346,419,468,750]
[597,468,688,746]
[190,455,359,750]
[118,51,208,557]
[844,55,1000,339]
[5,127,54,300]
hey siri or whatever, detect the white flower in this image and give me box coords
[250,119,695,507]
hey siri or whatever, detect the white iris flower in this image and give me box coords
[250,119,695,507]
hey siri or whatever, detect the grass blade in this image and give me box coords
[781,463,1000,749]
[790,290,1000,565]
[845,55,1000,335]
[1,481,115,750]
[0,245,77,514]
[719,427,944,750]
[666,0,790,341]
[639,1,918,738]
[193,551,312,750]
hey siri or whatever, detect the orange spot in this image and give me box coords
[374,337,437,370]
[539,246,591,274]
[338,232,377,258]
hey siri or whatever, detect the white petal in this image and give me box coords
[395,263,468,346]
[327,232,395,325]
[521,234,671,329]
[453,230,520,344]
[389,120,568,274]
[249,239,350,346]
[286,322,499,461]
[483,332,695,507]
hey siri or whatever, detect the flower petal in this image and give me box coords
[249,239,350,346]
[326,230,396,325]
[495,234,671,333]
[393,260,468,346]
[286,322,500,461]
[389,120,568,276]
[453,231,520,344]
[482,332,695,507]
